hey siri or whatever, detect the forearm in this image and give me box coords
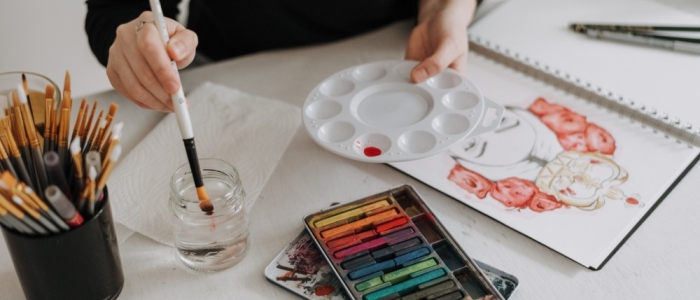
[85,0,180,67]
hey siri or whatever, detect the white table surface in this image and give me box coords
[2,7,700,300]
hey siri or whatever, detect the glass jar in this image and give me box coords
[169,158,250,272]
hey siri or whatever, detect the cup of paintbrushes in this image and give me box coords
[0,186,124,300]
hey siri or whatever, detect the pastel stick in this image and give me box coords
[401,279,456,300]
[355,276,386,292]
[334,228,415,259]
[375,216,409,233]
[382,258,437,284]
[393,247,430,265]
[314,200,390,228]
[321,209,397,238]
[348,259,395,280]
[341,253,375,270]
[364,268,447,300]
[426,288,464,300]
[327,229,377,250]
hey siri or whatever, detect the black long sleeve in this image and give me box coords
[85,0,417,66]
[85,0,180,66]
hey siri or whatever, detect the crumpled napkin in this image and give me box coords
[109,82,300,246]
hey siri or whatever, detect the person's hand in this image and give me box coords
[406,0,477,83]
[106,11,198,111]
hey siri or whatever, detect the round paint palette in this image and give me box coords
[303,60,504,163]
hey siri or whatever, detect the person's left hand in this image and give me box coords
[406,0,477,83]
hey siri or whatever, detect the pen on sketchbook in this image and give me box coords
[570,23,700,33]
[149,0,213,214]
[570,25,700,55]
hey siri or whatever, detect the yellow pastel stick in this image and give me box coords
[314,200,390,228]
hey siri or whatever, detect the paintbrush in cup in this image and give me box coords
[149,0,213,214]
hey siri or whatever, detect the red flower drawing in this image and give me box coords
[541,110,588,136]
[529,192,565,212]
[448,164,492,199]
[529,97,569,117]
[490,177,538,209]
[558,132,589,152]
[585,123,616,155]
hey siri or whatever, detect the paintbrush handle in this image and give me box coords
[31,147,49,195]
[149,0,195,140]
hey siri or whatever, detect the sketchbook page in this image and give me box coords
[468,0,700,128]
[391,52,700,269]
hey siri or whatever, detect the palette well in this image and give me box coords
[304,185,503,300]
[302,60,504,163]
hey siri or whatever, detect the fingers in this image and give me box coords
[109,50,172,112]
[136,20,181,94]
[167,28,198,69]
[106,12,197,112]
[411,36,464,83]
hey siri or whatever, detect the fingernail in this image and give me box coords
[413,67,428,83]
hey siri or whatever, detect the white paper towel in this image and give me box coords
[108,82,301,246]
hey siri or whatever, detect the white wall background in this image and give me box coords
[0,0,189,98]
[0,0,697,99]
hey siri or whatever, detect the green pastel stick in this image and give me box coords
[364,268,447,300]
[382,258,437,284]
[355,278,390,292]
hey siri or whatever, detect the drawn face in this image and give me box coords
[450,109,537,166]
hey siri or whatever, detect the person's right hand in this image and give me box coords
[107,11,198,112]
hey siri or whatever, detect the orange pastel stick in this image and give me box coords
[321,209,397,239]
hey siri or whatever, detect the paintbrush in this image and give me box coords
[0,134,17,179]
[100,121,122,164]
[18,183,68,231]
[97,103,118,150]
[0,200,33,234]
[149,0,213,214]
[49,103,57,153]
[81,101,98,149]
[17,84,49,195]
[43,85,54,153]
[95,144,121,203]
[1,119,34,190]
[84,111,103,155]
[85,166,96,216]
[69,138,84,200]
[57,94,72,171]
[10,93,37,190]
[0,193,42,234]
[71,99,87,144]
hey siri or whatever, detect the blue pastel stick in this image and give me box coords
[364,268,447,300]
[393,247,430,265]
[348,259,395,280]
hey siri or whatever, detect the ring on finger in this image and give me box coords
[135,19,155,33]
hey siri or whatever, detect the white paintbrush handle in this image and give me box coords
[149,0,194,139]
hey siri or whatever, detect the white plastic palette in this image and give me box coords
[303,60,504,163]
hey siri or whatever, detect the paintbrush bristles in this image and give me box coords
[71,99,87,143]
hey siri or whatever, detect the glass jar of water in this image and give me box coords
[169,158,250,272]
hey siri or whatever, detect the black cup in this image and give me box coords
[1,188,124,300]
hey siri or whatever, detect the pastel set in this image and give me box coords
[304,185,502,300]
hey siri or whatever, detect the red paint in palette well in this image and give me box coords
[364,147,382,157]
[626,197,639,205]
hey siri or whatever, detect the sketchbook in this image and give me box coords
[391,0,700,270]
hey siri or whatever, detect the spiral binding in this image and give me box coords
[469,36,700,148]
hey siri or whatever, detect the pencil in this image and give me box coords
[149,0,213,214]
